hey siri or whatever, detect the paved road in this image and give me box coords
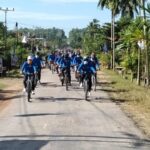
[0,69,149,150]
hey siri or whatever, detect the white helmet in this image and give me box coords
[27,56,33,60]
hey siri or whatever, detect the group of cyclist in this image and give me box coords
[47,50,100,96]
[20,49,100,97]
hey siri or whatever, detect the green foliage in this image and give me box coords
[82,19,105,55]
[69,28,85,49]
[100,52,111,66]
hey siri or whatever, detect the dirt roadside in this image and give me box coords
[0,78,22,112]
[97,70,150,138]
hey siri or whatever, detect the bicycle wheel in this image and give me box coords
[34,75,38,87]
[84,80,88,100]
[65,74,68,91]
[51,64,54,74]
[27,81,31,102]
[92,75,96,91]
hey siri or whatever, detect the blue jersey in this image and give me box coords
[21,62,36,74]
[59,57,71,69]
[73,56,83,66]
[90,56,100,69]
[48,54,55,62]
[54,55,61,64]
[78,62,96,75]
[33,57,42,71]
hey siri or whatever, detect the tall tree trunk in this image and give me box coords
[112,10,115,71]
[137,47,141,85]
[111,10,113,69]
[142,0,149,86]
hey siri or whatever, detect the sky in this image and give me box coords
[0,0,111,36]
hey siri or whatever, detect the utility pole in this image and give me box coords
[0,7,14,56]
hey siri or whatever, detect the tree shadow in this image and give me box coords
[98,88,128,93]
[0,133,149,149]
[34,96,83,102]
[97,81,117,86]
[15,113,65,117]
[0,94,22,101]
[40,82,62,88]
[0,140,48,150]
[0,90,20,94]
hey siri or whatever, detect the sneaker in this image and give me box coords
[80,83,83,88]
[23,88,26,92]
[32,91,35,95]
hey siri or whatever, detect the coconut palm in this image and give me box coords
[119,0,140,18]
[98,0,120,70]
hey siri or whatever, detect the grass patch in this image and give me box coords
[101,69,150,138]
[7,69,22,78]
[0,82,6,90]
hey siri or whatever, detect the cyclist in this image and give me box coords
[73,51,83,79]
[21,56,36,94]
[54,51,62,74]
[77,56,96,96]
[48,51,55,70]
[59,53,72,85]
[90,52,100,70]
[33,52,42,83]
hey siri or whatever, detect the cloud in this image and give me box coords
[8,11,89,21]
[39,0,98,3]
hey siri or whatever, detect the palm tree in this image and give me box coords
[98,0,119,71]
[119,0,149,86]
[119,0,139,18]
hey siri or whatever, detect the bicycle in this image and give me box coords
[83,73,91,100]
[34,72,39,88]
[64,68,70,91]
[92,73,97,91]
[26,73,33,102]
[51,62,55,74]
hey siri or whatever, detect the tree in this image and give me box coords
[82,19,104,55]
[98,0,120,70]
[116,17,145,84]
[68,28,84,49]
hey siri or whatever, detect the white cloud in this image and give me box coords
[39,0,98,3]
[9,11,89,21]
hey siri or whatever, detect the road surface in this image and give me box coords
[0,68,149,150]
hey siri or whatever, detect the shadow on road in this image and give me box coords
[0,140,48,150]
[0,133,149,150]
[34,96,83,102]
[0,94,22,101]
[40,82,62,88]
[15,113,65,117]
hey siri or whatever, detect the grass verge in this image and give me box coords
[100,69,150,138]
[0,82,6,90]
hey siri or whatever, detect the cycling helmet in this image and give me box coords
[27,56,33,60]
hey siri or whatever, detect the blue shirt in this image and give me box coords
[59,57,71,69]
[21,62,36,74]
[33,57,42,70]
[78,62,96,74]
[48,54,55,62]
[73,56,83,66]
